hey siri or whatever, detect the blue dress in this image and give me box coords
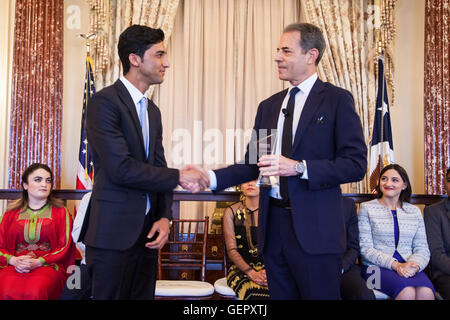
[362,210,435,298]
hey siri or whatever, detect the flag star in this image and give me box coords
[84,139,88,145]
[82,149,87,154]
[377,102,389,117]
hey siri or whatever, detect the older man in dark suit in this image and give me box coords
[191,23,367,299]
[424,167,450,299]
[82,25,208,300]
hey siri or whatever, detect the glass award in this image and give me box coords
[256,130,278,188]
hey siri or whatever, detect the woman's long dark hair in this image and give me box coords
[6,163,64,212]
[375,163,412,206]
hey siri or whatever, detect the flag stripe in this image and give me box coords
[369,57,394,191]
[76,55,95,191]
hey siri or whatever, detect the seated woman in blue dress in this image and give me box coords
[358,164,435,300]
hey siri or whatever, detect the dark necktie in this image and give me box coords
[280,87,300,201]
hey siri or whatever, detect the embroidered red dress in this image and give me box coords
[0,205,75,300]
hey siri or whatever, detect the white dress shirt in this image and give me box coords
[72,192,92,265]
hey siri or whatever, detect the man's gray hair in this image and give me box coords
[283,23,326,65]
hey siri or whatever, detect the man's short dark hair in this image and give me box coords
[446,167,450,177]
[283,23,326,65]
[118,25,165,75]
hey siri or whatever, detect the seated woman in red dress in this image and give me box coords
[0,163,76,300]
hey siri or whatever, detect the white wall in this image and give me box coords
[62,0,90,189]
[0,0,15,212]
[392,0,425,194]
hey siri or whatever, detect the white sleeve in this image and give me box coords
[300,160,308,179]
[72,192,92,251]
[208,170,217,190]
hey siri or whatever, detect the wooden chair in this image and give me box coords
[155,217,215,300]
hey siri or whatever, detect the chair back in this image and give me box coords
[221,217,229,277]
[158,217,209,281]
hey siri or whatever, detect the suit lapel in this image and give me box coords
[292,79,325,152]
[114,80,147,158]
[147,100,157,162]
[269,90,288,130]
[445,199,450,221]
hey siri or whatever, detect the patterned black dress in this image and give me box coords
[226,204,269,300]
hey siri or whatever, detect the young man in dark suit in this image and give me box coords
[191,23,367,299]
[424,167,450,299]
[82,25,208,300]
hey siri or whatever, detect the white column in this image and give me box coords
[0,0,15,213]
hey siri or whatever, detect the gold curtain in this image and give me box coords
[301,0,396,193]
[8,0,64,189]
[154,0,300,220]
[87,0,180,91]
[424,0,450,195]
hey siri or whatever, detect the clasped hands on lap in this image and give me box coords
[178,154,298,193]
[247,269,268,287]
[391,261,420,278]
[9,253,43,273]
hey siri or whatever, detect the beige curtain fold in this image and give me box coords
[87,0,180,91]
[154,0,300,219]
[301,0,396,193]
[378,0,396,105]
[156,0,299,168]
[424,0,450,195]
[8,0,64,189]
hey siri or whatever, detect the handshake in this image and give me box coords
[177,154,298,193]
[178,165,211,193]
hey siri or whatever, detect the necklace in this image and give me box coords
[27,202,48,212]
[241,201,259,257]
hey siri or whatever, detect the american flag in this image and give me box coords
[76,55,95,190]
[369,57,394,191]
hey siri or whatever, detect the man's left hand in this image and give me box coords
[258,154,298,177]
[145,218,171,249]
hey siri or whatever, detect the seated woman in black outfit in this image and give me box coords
[223,180,269,300]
